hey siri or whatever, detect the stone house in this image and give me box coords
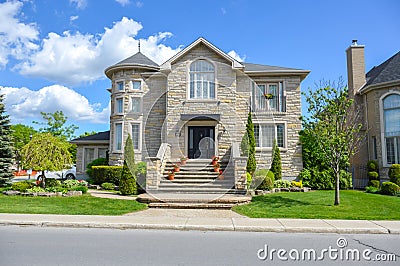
[71,37,309,192]
[346,40,400,187]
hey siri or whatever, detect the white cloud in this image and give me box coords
[17,17,181,86]
[70,15,79,22]
[135,1,144,8]
[115,0,130,6]
[0,1,39,67]
[70,0,87,10]
[228,50,245,62]
[0,85,110,124]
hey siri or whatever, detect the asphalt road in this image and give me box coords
[1,226,399,266]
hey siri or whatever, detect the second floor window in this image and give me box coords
[131,97,141,113]
[189,60,215,99]
[116,98,123,114]
[117,81,124,91]
[252,82,285,112]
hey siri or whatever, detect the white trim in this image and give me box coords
[379,91,400,167]
[115,79,125,92]
[129,121,142,152]
[253,121,287,149]
[129,96,142,114]
[128,79,143,92]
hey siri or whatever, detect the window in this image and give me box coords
[115,123,123,151]
[189,60,215,99]
[117,81,124,91]
[383,94,400,164]
[254,124,285,148]
[132,80,141,90]
[84,148,95,169]
[116,98,123,114]
[131,123,140,150]
[98,148,108,159]
[252,82,285,112]
[372,136,377,160]
[131,97,141,113]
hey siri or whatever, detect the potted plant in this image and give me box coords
[167,171,175,181]
[263,93,274,100]
[218,170,224,180]
[173,163,180,172]
[213,163,221,172]
[211,156,219,166]
[180,156,188,165]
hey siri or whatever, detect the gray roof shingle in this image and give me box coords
[365,51,400,87]
[114,52,159,68]
[70,131,110,142]
[243,62,304,72]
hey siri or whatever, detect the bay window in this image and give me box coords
[384,94,400,164]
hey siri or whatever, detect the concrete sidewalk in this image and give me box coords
[1,212,399,234]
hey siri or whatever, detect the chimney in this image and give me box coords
[346,39,366,96]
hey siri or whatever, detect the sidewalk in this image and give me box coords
[1,211,399,234]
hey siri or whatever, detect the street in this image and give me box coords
[0,226,399,265]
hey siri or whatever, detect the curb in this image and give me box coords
[0,216,398,234]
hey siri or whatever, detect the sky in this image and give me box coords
[0,0,399,138]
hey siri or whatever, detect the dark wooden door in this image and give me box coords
[188,126,215,159]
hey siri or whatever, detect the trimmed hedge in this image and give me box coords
[368,180,380,188]
[381,181,400,196]
[86,157,108,178]
[92,166,123,185]
[367,171,379,180]
[389,164,400,186]
[367,160,379,172]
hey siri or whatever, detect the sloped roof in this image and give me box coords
[361,51,400,91]
[244,63,310,80]
[70,131,110,144]
[105,52,159,78]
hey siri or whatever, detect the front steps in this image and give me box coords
[139,159,250,209]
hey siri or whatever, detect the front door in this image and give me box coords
[188,126,215,159]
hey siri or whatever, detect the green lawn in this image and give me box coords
[0,194,147,215]
[233,190,400,220]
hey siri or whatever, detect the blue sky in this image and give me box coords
[0,0,399,138]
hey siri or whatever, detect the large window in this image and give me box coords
[131,123,140,150]
[189,60,215,99]
[115,98,123,114]
[384,94,400,164]
[252,82,285,112]
[84,148,95,169]
[131,97,141,113]
[254,124,285,148]
[115,123,123,151]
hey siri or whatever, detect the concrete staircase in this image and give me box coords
[138,159,251,209]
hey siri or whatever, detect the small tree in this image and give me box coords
[11,124,37,170]
[246,111,256,175]
[302,79,364,205]
[270,140,282,180]
[119,134,137,195]
[0,94,14,181]
[21,133,72,187]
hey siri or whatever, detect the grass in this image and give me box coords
[0,194,147,215]
[233,190,400,220]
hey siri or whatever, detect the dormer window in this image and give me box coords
[189,60,215,99]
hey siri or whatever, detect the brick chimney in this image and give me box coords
[346,40,366,96]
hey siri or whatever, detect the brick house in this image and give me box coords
[72,37,309,192]
[346,40,400,187]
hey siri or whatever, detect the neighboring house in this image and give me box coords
[72,37,309,190]
[346,40,400,187]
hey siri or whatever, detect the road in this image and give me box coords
[0,226,399,265]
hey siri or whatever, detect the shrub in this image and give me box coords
[46,186,68,193]
[258,174,274,191]
[246,172,252,189]
[72,186,88,194]
[367,160,379,172]
[367,171,379,180]
[270,141,282,180]
[365,186,379,194]
[45,178,61,188]
[302,168,334,190]
[388,164,400,186]
[11,181,34,192]
[274,179,291,188]
[119,163,137,195]
[101,182,115,190]
[339,170,353,189]
[92,166,123,185]
[381,181,400,196]
[368,180,380,188]
[291,180,303,188]
[86,157,108,178]
[136,162,147,193]
[254,169,270,178]
[77,180,88,187]
[26,186,46,193]
[63,179,81,188]
[298,169,311,182]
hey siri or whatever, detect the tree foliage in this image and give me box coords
[302,79,364,205]
[0,94,14,180]
[246,111,256,175]
[119,134,137,195]
[11,124,37,170]
[21,133,73,187]
[33,110,78,140]
[270,140,282,180]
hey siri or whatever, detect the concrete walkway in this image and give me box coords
[1,213,399,234]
